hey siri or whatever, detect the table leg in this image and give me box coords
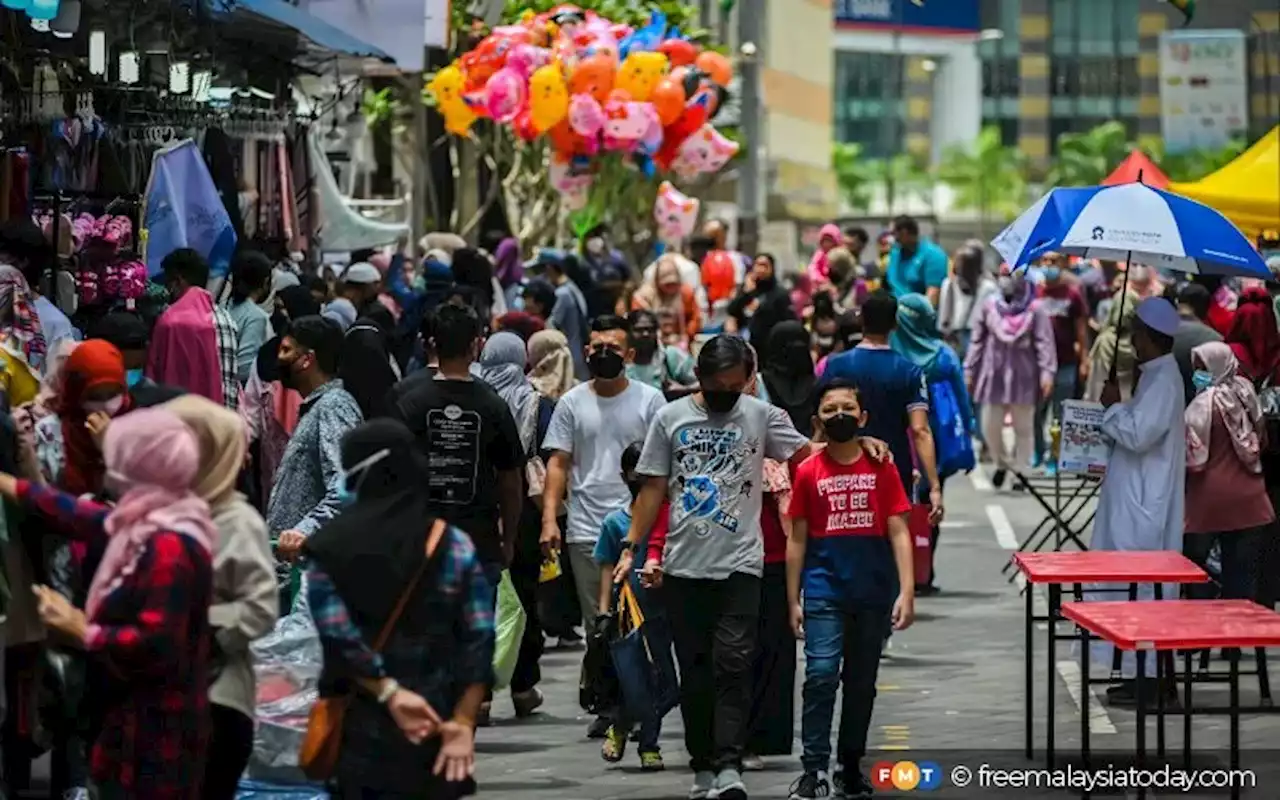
[1136,650,1148,800]
[1047,583,1060,769]
[1025,581,1034,760]
[1156,646,1166,758]
[1230,653,1240,800]
[1183,650,1193,769]
[1080,614,1091,770]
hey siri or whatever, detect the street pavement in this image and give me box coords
[473,466,1277,798]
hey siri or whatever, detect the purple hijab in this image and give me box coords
[494,238,523,289]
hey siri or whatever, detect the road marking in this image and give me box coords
[986,504,1019,549]
[939,519,976,529]
[969,464,993,492]
[1056,659,1118,734]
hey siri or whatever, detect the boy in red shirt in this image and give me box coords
[785,379,915,800]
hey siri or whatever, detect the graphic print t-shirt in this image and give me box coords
[391,376,523,564]
[636,394,809,580]
[789,450,911,609]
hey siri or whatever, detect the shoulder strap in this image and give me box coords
[371,519,447,652]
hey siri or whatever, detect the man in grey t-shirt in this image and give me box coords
[615,336,809,800]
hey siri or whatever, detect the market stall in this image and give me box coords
[1168,126,1280,240]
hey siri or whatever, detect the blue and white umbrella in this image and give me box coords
[992,182,1270,278]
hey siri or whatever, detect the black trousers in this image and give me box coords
[508,532,544,695]
[665,572,760,773]
[203,704,254,800]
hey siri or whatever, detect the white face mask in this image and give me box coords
[83,395,125,417]
[586,237,605,256]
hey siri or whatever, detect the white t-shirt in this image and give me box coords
[544,379,667,544]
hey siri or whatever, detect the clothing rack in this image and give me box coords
[30,190,144,304]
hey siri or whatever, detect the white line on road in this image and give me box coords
[986,504,1019,550]
[1056,659,1118,734]
[969,464,993,492]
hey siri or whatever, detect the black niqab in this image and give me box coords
[761,321,817,437]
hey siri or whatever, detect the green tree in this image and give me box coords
[832,142,874,212]
[1142,138,1248,183]
[430,0,717,255]
[1046,120,1131,187]
[936,125,1027,231]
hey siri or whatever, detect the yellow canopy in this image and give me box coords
[1169,126,1280,240]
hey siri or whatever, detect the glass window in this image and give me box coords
[833,52,907,158]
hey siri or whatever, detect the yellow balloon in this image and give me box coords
[615,51,668,102]
[529,64,570,133]
[428,65,477,134]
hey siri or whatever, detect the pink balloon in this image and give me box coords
[568,94,605,137]
[654,181,699,245]
[484,67,527,123]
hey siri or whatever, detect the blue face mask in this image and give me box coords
[1192,370,1214,393]
[125,368,144,388]
[1042,267,1061,282]
[335,449,391,507]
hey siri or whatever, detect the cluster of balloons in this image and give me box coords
[427,6,740,214]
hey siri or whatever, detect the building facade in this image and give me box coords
[834,0,1280,169]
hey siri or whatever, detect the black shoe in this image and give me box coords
[789,772,833,800]
[835,770,874,799]
[1106,680,1135,698]
[1107,681,1178,708]
[916,583,941,597]
[992,469,1007,488]
[587,715,612,739]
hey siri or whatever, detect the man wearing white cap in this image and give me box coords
[1090,296,1185,705]
[321,262,383,331]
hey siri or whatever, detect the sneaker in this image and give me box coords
[586,715,612,739]
[789,771,833,799]
[690,771,717,800]
[992,468,1007,489]
[512,687,544,718]
[742,753,766,771]
[63,791,91,800]
[601,725,627,763]
[838,770,874,800]
[710,768,747,800]
[639,750,665,771]
[476,701,492,727]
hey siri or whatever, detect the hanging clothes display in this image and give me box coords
[142,139,237,279]
[307,129,407,252]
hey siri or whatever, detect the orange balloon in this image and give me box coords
[659,38,698,68]
[695,51,733,86]
[650,78,686,126]
[569,54,616,104]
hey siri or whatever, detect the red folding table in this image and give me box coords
[1062,600,1280,800]
[1013,551,1208,768]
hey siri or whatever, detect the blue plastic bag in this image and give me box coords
[929,379,975,479]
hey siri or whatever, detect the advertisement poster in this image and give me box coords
[1159,30,1249,154]
[1058,401,1109,476]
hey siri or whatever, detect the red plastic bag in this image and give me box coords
[908,505,933,589]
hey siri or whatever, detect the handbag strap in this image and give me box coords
[371,519,447,653]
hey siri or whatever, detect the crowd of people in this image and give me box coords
[0,211,1275,800]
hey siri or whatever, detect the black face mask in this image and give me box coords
[756,276,777,292]
[588,348,625,380]
[632,336,659,362]
[702,389,741,414]
[822,413,862,443]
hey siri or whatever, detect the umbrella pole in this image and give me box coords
[1108,249,1134,385]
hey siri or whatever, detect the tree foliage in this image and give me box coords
[1046,120,1130,187]
[936,125,1027,220]
[831,144,931,214]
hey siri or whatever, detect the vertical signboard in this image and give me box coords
[1159,30,1249,154]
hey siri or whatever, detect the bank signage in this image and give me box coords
[834,0,981,34]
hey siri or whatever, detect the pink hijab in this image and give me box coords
[1185,342,1262,474]
[145,287,223,405]
[86,409,216,620]
[807,223,842,285]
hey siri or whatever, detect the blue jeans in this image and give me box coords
[1034,363,1079,463]
[616,616,676,752]
[800,599,889,774]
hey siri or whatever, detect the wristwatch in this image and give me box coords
[377,678,401,704]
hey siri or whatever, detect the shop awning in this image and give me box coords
[1169,127,1280,240]
[1102,150,1169,188]
[210,0,394,63]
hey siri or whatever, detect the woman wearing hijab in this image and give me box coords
[478,332,551,717]
[1225,286,1280,385]
[493,237,524,311]
[242,284,321,508]
[162,395,278,800]
[1085,288,1141,405]
[0,264,44,405]
[727,253,796,348]
[893,293,975,590]
[0,409,215,799]
[965,271,1057,487]
[527,329,577,401]
[938,244,997,358]
[303,419,494,798]
[631,255,701,349]
[807,223,842,289]
[1183,342,1275,605]
[760,321,816,437]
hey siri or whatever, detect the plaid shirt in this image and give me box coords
[306,525,495,703]
[17,480,213,798]
[212,303,240,411]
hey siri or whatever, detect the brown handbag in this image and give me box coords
[298,519,448,781]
